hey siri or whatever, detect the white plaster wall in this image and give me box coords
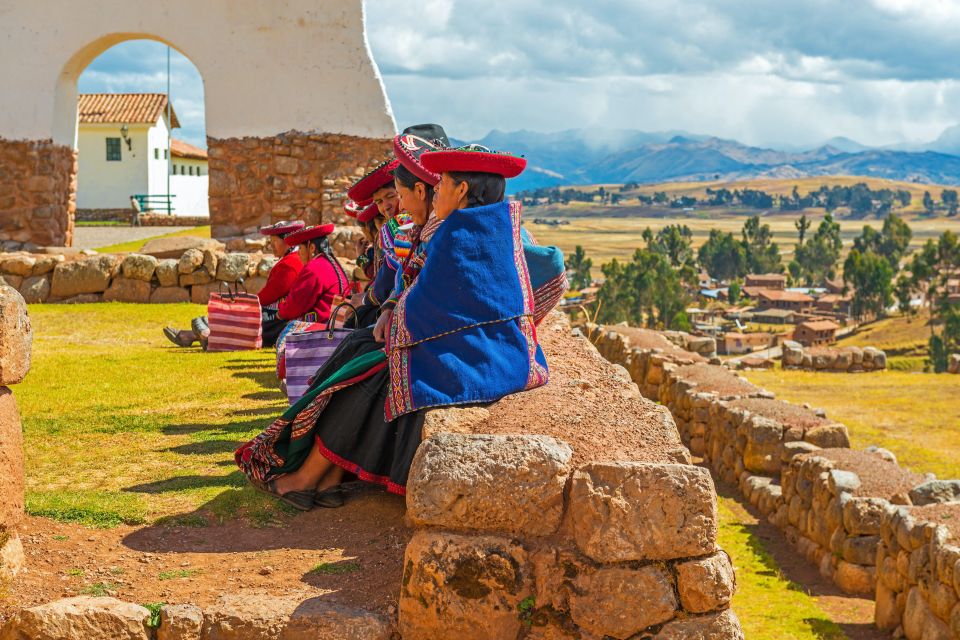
[168,174,209,216]
[0,0,395,145]
[76,124,149,208]
[171,157,207,176]
[146,116,172,201]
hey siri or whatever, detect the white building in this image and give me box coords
[76,93,208,216]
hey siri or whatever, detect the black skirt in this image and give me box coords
[308,329,424,494]
[261,309,287,347]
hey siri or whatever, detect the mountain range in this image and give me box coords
[458,127,960,193]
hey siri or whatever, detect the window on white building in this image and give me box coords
[164,149,168,160]
[154,149,159,160]
[106,138,121,161]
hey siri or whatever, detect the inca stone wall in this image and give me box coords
[0,230,364,305]
[207,132,392,242]
[0,139,76,250]
[583,322,960,638]
[782,340,888,372]
[0,285,31,585]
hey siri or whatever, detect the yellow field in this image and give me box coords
[836,312,933,356]
[525,213,960,266]
[743,368,960,479]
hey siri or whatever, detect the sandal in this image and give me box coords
[163,327,197,347]
[191,317,209,339]
[313,486,345,508]
[250,478,314,511]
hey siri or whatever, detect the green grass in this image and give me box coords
[95,225,211,253]
[81,582,119,597]
[743,368,960,478]
[17,303,292,527]
[76,221,128,227]
[718,498,846,639]
[835,312,933,357]
[308,560,360,576]
[157,569,199,580]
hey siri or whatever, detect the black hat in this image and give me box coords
[401,123,449,148]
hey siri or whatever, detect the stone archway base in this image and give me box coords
[0,139,76,250]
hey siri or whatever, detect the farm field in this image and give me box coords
[742,367,960,480]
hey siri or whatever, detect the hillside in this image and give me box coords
[492,128,960,193]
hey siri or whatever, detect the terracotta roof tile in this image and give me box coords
[170,138,207,160]
[798,320,840,331]
[78,93,180,128]
[759,290,813,303]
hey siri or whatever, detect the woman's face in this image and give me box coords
[373,186,400,219]
[395,178,430,226]
[433,173,468,220]
[271,236,287,258]
[297,243,311,265]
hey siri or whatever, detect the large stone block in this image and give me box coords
[399,530,531,640]
[569,565,677,638]
[909,480,960,506]
[406,433,572,536]
[676,552,737,613]
[150,287,191,304]
[0,597,150,640]
[120,254,158,282]
[0,287,31,385]
[655,609,744,639]
[804,424,850,449]
[103,278,152,304]
[17,276,50,304]
[157,604,202,640]
[843,497,887,535]
[141,236,224,260]
[216,253,251,282]
[569,462,717,562]
[50,256,119,298]
[155,259,180,287]
[0,389,24,536]
[834,560,875,595]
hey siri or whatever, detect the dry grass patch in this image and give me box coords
[743,368,960,479]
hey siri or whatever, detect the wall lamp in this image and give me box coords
[119,124,132,151]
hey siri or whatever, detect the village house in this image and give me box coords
[947,278,960,305]
[758,289,814,313]
[721,331,774,355]
[750,308,797,325]
[793,319,840,347]
[76,93,208,217]
[745,273,786,290]
[815,293,853,316]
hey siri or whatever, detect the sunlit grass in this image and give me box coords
[17,303,290,527]
[743,368,960,479]
[718,497,846,640]
[835,311,933,357]
[95,225,211,253]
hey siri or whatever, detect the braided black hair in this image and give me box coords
[448,171,506,208]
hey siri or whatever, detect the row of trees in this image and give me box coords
[519,182,960,218]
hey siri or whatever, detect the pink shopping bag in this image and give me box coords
[206,285,263,352]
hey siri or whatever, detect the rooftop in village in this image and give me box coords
[78,93,180,128]
[171,138,207,160]
[797,319,841,331]
[758,289,814,303]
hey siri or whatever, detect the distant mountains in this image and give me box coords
[461,127,960,193]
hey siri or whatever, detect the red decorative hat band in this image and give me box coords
[393,134,442,186]
[357,202,382,223]
[259,220,305,237]
[347,159,400,203]
[419,144,526,179]
[284,223,336,247]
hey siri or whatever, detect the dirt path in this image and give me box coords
[72,226,194,250]
[715,481,889,640]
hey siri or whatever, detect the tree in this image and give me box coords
[923,191,935,215]
[929,304,960,372]
[596,248,693,329]
[851,213,912,270]
[565,245,593,290]
[849,183,874,218]
[741,215,781,274]
[795,214,811,246]
[728,280,742,305]
[647,224,694,269]
[896,190,911,208]
[895,275,915,315]
[843,249,894,321]
[794,213,842,284]
[698,229,747,281]
[942,189,959,216]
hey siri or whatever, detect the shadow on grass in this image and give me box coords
[164,440,243,456]
[162,416,269,436]
[123,472,246,494]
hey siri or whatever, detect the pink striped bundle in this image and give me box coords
[206,292,263,351]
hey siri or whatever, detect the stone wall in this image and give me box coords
[782,340,888,372]
[75,210,210,228]
[0,285,31,586]
[0,230,363,305]
[0,138,76,250]
[207,131,392,243]
[581,321,960,636]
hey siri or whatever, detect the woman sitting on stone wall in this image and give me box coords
[273,223,352,325]
[235,145,549,510]
[162,220,305,349]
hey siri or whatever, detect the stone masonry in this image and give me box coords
[0,139,76,250]
[207,131,392,243]
[0,285,31,585]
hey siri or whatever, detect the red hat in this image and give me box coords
[343,200,365,219]
[420,144,526,179]
[284,223,336,247]
[357,202,381,223]
[347,159,399,203]
[393,134,444,186]
[259,220,305,237]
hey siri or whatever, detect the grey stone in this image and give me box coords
[50,256,119,297]
[177,248,204,274]
[909,480,960,506]
[155,259,180,287]
[0,286,31,385]
[216,253,251,282]
[655,609,745,639]
[0,597,150,640]
[120,254,158,281]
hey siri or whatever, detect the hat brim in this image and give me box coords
[260,221,305,236]
[420,150,526,178]
[357,202,382,223]
[284,223,336,247]
[393,134,441,186]
[347,159,400,203]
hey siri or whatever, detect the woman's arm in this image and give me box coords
[257,260,298,306]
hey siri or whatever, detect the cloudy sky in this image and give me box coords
[79,0,960,149]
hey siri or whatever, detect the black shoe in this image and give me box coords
[191,317,209,340]
[163,327,197,347]
[313,486,345,508]
[250,478,314,511]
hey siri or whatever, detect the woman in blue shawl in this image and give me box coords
[236,145,552,510]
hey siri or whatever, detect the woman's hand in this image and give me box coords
[373,309,393,343]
